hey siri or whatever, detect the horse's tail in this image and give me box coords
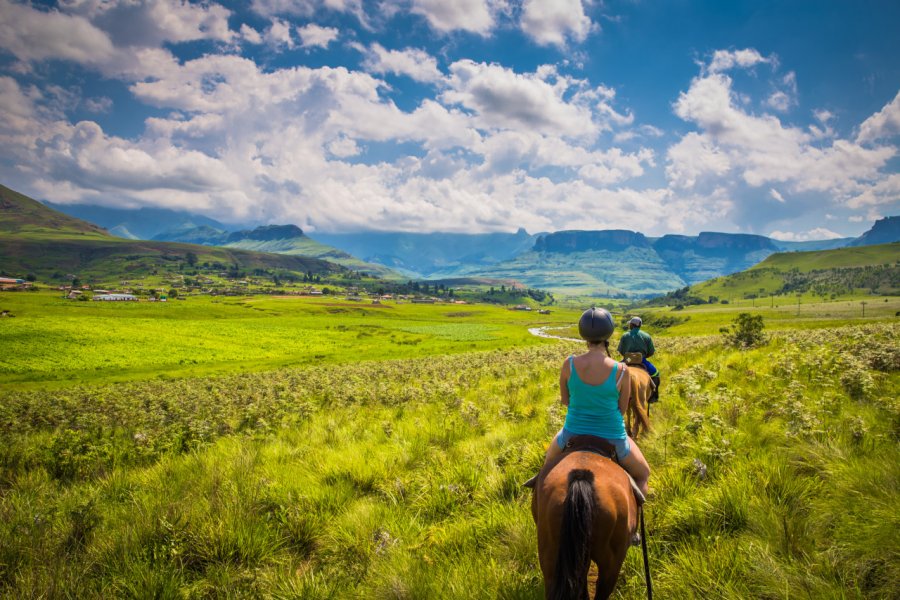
[550,469,595,600]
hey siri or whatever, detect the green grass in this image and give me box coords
[0,291,578,387]
[1,285,898,598]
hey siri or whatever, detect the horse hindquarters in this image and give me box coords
[549,470,595,600]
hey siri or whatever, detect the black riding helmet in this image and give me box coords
[578,307,615,343]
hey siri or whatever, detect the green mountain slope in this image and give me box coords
[0,185,342,281]
[441,247,685,296]
[689,243,900,300]
[0,185,108,239]
[156,224,399,278]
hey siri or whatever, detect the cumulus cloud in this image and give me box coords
[768,228,843,241]
[362,43,442,83]
[297,23,339,48]
[669,70,894,195]
[409,0,494,35]
[240,23,263,44]
[266,18,295,49]
[706,48,772,74]
[846,174,900,208]
[0,0,116,65]
[83,96,113,113]
[769,188,785,203]
[856,90,900,143]
[520,0,592,47]
[442,60,603,138]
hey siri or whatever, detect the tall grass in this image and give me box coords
[1,324,898,598]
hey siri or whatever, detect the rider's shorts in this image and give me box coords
[556,427,631,459]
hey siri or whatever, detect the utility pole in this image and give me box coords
[861,301,867,318]
[796,294,801,317]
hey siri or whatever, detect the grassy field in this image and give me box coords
[0,292,576,388]
[0,289,898,598]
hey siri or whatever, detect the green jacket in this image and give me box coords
[617,328,655,358]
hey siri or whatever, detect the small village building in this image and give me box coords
[0,277,28,290]
[513,304,532,311]
[94,293,137,301]
[67,290,83,299]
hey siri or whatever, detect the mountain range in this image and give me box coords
[44,198,900,296]
[0,185,340,282]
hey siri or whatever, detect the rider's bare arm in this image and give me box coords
[617,363,630,415]
[559,360,570,407]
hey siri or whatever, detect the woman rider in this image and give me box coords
[526,307,650,496]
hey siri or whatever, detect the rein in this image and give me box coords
[640,505,653,600]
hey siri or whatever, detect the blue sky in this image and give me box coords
[0,0,898,239]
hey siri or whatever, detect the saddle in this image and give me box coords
[623,352,646,369]
[561,435,645,506]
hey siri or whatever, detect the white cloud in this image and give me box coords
[266,18,295,49]
[441,60,599,138]
[706,48,771,74]
[856,90,900,144]
[362,44,442,83]
[409,0,494,35]
[520,0,592,47]
[670,70,895,196]
[297,23,339,48]
[327,136,360,157]
[846,174,900,208]
[766,91,792,112]
[769,188,784,203]
[240,23,263,44]
[83,96,113,113]
[0,0,116,65]
[768,228,843,241]
[665,132,730,188]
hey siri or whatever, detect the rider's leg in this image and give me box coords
[619,436,650,496]
[643,359,661,400]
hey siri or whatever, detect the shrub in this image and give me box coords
[720,313,766,348]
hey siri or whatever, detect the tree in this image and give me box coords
[71,277,81,289]
[168,288,179,299]
[720,313,766,348]
[25,273,36,282]
[186,252,198,267]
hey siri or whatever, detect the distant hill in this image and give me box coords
[33,196,900,296]
[311,229,538,278]
[156,224,398,278]
[0,185,341,282]
[1,185,108,238]
[848,216,900,247]
[685,243,900,302]
[46,202,230,240]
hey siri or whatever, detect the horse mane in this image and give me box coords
[550,469,595,600]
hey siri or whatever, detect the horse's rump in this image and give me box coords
[532,452,637,600]
[627,368,652,440]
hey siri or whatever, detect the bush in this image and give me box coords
[720,313,766,348]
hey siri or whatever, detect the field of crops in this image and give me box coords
[0,290,898,598]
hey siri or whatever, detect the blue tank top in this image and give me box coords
[563,356,627,440]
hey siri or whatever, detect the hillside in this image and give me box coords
[156,224,399,278]
[0,185,108,238]
[0,185,341,282]
[685,242,900,302]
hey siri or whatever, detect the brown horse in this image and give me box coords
[626,367,652,441]
[531,449,639,600]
